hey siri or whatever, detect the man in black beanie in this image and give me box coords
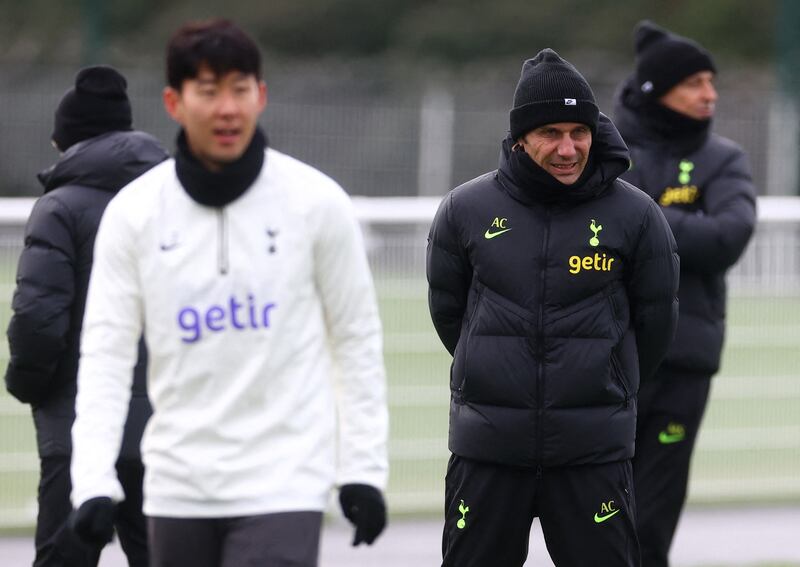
[5,65,168,566]
[51,66,134,152]
[428,48,679,566]
[613,21,757,567]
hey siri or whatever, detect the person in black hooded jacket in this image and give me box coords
[613,21,757,567]
[427,48,679,567]
[5,65,168,567]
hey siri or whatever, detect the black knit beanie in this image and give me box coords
[510,48,599,140]
[634,20,716,99]
[52,65,133,152]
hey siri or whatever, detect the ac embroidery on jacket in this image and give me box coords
[484,216,512,239]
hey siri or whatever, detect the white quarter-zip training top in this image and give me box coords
[71,148,389,518]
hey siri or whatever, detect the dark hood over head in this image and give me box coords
[498,113,630,206]
[613,75,653,145]
[591,111,631,175]
[39,130,168,194]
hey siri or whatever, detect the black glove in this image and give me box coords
[69,496,116,546]
[338,483,387,546]
[4,363,54,405]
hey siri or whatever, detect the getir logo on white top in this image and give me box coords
[177,294,277,343]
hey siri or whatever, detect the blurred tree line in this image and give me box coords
[0,0,797,198]
[0,0,780,66]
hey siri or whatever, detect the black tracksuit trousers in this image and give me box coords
[34,456,148,567]
[633,367,712,567]
[442,455,640,567]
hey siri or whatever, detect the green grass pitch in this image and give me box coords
[0,271,799,526]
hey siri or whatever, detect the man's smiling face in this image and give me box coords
[163,65,267,171]
[518,122,592,185]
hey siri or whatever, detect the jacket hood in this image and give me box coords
[591,112,631,172]
[38,130,168,194]
[498,112,630,206]
[612,75,649,146]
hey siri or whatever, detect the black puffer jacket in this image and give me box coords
[614,76,757,375]
[5,130,168,458]
[427,115,679,468]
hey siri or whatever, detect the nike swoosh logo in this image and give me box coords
[658,431,685,444]
[594,509,621,523]
[160,243,179,252]
[484,228,512,239]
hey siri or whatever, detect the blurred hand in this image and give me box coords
[69,496,116,546]
[338,484,387,546]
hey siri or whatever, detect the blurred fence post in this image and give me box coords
[776,0,800,195]
[417,85,454,197]
[766,93,799,196]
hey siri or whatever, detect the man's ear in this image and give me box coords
[258,81,268,112]
[163,86,182,124]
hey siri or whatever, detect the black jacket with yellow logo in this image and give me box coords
[426,115,679,468]
[614,76,757,375]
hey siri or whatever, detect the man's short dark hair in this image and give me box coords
[166,19,262,90]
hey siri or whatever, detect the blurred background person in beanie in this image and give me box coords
[5,65,168,567]
[427,48,679,567]
[68,19,388,567]
[613,20,757,567]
